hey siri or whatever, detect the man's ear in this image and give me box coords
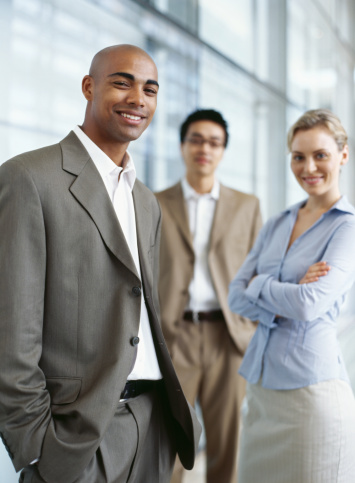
[180,143,187,164]
[82,75,94,101]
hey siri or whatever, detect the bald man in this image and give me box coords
[0,45,201,483]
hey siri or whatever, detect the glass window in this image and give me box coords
[147,0,198,32]
[199,0,254,72]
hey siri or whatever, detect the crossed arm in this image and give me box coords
[228,220,355,325]
[299,261,330,284]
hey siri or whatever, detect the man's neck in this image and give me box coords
[79,125,129,167]
[101,144,128,167]
[186,174,215,194]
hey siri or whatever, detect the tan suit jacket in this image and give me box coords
[156,182,262,355]
[0,133,200,482]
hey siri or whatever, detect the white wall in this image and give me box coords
[0,443,18,482]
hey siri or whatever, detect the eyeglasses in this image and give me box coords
[185,137,225,149]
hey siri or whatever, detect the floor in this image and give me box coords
[182,451,206,482]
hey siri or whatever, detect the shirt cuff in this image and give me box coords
[245,274,273,301]
[245,274,277,328]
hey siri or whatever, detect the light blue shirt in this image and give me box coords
[228,196,355,390]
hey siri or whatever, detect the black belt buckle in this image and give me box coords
[192,311,200,323]
[121,380,136,400]
[120,379,160,400]
[121,380,142,399]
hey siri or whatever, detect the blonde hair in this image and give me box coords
[287,109,348,152]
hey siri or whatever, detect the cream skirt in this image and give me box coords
[238,379,355,483]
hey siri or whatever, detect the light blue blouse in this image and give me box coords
[228,196,355,390]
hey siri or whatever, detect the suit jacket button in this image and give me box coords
[132,286,141,296]
[131,336,140,346]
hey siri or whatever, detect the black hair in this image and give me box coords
[180,109,229,147]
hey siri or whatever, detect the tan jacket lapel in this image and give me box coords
[162,183,193,254]
[210,184,242,250]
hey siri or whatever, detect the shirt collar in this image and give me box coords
[283,195,355,216]
[73,125,136,191]
[181,177,220,201]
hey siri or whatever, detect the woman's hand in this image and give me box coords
[299,261,330,285]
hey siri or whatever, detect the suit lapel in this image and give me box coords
[133,181,153,289]
[60,132,139,278]
[210,184,238,250]
[164,183,193,253]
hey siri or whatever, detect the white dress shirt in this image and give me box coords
[74,126,162,380]
[181,178,220,311]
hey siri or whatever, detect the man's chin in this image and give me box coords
[113,126,147,144]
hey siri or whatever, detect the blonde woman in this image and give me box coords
[228,109,355,482]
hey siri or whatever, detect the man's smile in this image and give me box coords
[115,110,146,124]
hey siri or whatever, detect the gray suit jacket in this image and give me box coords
[0,133,201,482]
[156,182,262,355]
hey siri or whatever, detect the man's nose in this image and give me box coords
[127,86,145,107]
[198,140,211,152]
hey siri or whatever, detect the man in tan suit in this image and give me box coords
[156,109,262,483]
[0,45,200,483]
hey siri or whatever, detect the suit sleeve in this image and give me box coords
[0,160,51,471]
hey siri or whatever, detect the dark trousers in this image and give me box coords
[20,383,176,483]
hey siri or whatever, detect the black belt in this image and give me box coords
[120,379,161,400]
[183,309,224,323]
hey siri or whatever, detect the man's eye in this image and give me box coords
[114,81,129,87]
[145,88,157,95]
[188,138,201,145]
